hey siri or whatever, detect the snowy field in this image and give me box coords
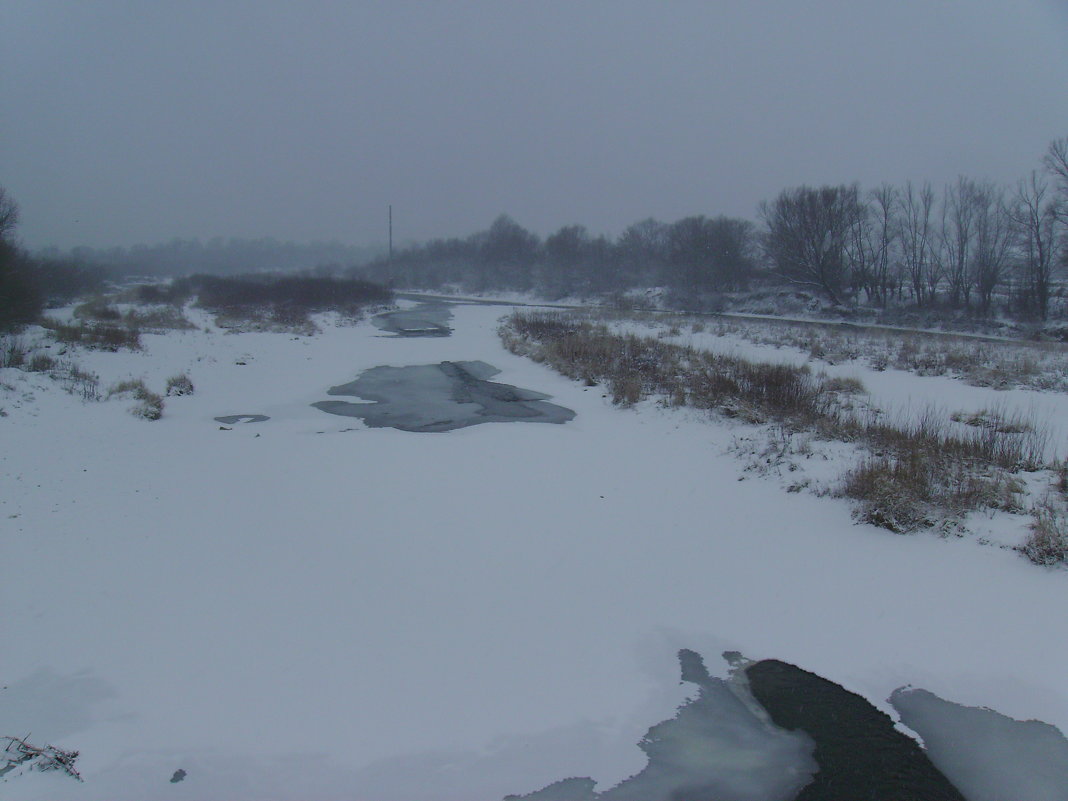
[3,301,1068,800]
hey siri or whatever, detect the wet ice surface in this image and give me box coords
[213,414,269,424]
[512,652,1009,801]
[312,360,575,432]
[508,651,818,801]
[372,302,453,337]
[891,687,1068,801]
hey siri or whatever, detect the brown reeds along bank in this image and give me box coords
[502,310,1061,551]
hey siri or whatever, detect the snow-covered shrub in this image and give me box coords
[27,352,56,372]
[1022,504,1068,566]
[165,373,194,396]
[108,378,164,420]
[842,455,933,533]
[131,392,164,420]
[1,336,26,367]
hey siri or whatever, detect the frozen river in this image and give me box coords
[3,300,1068,800]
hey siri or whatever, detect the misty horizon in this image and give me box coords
[3,1,1068,251]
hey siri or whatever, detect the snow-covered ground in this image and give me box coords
[3,301,1068,800]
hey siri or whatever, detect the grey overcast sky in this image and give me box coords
[2,0,1068,249]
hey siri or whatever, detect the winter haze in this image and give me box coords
[2,0,1068,250]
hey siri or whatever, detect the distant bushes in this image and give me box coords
[175,273,392,333]
[0,242,43,331]
[41,318,142,351]
[121,282,193,305]
[31,258,109,305]
[1,247,108,332]
[73,295,195,334]
[186,273,391,311]
[165,373,194,396]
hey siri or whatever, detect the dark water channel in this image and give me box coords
[507,650,1068,801]
[372,302,453,337]
[313,360,575,432]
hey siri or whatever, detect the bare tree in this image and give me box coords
[1044,136,1068,221]
[667,215,756,293]
[617,218,669,286]
[854,184,897,307]
[971,182,1012,315]
[940,178,978,308]
[1010,171,1062,319]
[478,215,539,291]
[898,181,936,306]
[760,184,863,305]
[0,186,18,243]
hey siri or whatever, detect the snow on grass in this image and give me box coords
[3,303,1068,800]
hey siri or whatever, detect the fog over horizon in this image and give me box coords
[3,0,1068,251]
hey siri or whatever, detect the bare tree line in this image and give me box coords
[361,134,1068,321]
[4,137,1068,329]
[761,137,1068,319]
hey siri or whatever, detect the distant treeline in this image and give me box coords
[4,135,1068,331]
[1,188,114,329]
[142,273,393,313]
[353,214,757,304]
[1,223,389,329]
[354,136,1068,321]
[36,237,385,278]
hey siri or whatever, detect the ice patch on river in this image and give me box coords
[213,414,269,424]
[890,687,1068,801]
[507,651,817,801]
[312,360,575,432]
[372,302,453,337]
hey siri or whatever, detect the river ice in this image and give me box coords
[891,687,1068,801]
[312,360,575,432]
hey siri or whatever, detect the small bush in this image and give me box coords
[107,378,150,398]
[131,392,164,420]
[1022,504,1068,565]
[1,336,27,368]
[165,373,194,396]
[108,378,164,419]
[843,455,933,533]
[27,353,56,372]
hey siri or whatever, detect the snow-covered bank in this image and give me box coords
[3,302,1068,799]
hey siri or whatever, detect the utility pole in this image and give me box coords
[388,204,393,269]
